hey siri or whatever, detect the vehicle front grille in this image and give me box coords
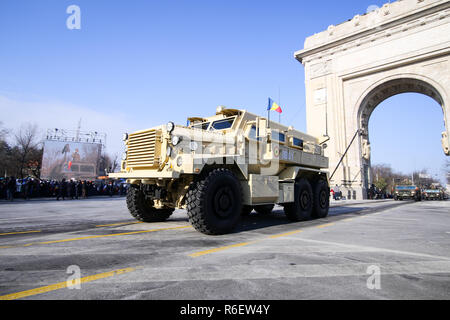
[126,129,161,168]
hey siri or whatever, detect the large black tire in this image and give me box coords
[186,168,242,235]
[254,204,274,215]
[126,185,174,222]
[284,178,313,222]
[312,179,329,219]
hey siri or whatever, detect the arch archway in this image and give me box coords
[356,77,448,192]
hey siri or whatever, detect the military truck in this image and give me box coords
[109,107,330,235]
[422,189,443,201]
[393,185,421,201]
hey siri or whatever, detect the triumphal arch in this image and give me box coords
[295,0,450,199]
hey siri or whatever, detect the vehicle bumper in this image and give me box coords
[109,170,181,180]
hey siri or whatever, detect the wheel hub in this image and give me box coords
[214,187,233,218]
[300,191,310,209]
[319,190,327,208]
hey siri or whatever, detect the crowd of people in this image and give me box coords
[0,177,128,201]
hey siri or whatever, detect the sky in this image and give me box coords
[0,0,447,183]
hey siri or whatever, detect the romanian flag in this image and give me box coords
[267,98,282,113]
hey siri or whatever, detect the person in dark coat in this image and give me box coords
[107,181,114,197]
[57,178,67,200]
[75,180,81,199]
[81,180,87,199]
[7,177,16,201]
[69,180,75,200]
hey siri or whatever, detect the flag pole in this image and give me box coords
[278,87,281,124]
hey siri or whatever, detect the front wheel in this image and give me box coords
[186,168,242,235]
[126,185,174,222]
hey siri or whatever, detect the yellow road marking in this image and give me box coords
[316,223,335,228]
[95,221,143,227]
[268,230,303,239]
[189,241,254,257]
[0,226,191,249]
[0,230,41,236]
[0,267,135,300]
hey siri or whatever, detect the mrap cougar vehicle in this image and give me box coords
[393,185,422,201]
[109,107,330,235]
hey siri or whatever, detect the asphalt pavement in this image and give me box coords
[0,197,449,300]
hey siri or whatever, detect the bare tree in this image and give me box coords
[0,121,9,140]
[444,159,450,186]
[13,123,42,179]
[0,122,13,177]
[98,153,120,175]
[371,163,441,192]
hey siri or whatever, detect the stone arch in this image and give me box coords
[355,74,449,191]
[356,74,447,138]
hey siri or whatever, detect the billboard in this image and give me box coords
[41,140,102,180]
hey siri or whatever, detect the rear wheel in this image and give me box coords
[312,179,329,219]
[126,185,174,222]
[186,168,242,235]
[284,178,313,222]
[254,204,274,215]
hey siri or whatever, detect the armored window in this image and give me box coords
[395,186,415,190]
[211,117,235,130]
[293,137,304,149]
[272,130,285,143]
[248,125,261,141]
[192,122,210,130]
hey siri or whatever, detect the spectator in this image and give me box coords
[7,176,16,201]
[57,179,67,200]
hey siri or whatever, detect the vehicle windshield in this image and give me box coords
[191,122,210,130]
[210,117,235,131]
[395,186,416,190]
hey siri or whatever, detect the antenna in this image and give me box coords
[76,118,82,141]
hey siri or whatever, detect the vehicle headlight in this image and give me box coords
[189,141,199,151]
[176,157,183,167]
[122,152,127,160]
[166,146,173,157]
[122,133,128,141]
[166,122,175,133]
[171,135,182,146]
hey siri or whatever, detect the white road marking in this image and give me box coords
[293,237,450,261]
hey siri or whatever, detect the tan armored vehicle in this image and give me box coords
[109,107,330,235]
[393,185,421,201]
